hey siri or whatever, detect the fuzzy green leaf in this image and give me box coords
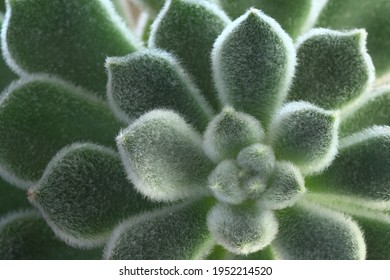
[340,86,390,137]
[237,144,275,178]
[307,126,390,202]
[288,29,375,110]
[0,211,101,259]
[268,102,339,175]
[104,198,214,260]
[273,201,366,260]
[216,0,326,39]
[149,0,230,110]
[317,0,390,76]
[208,160,248,205]
[212,9,296,128]
[2,0,140,96]
[0,76,123,187]
[203,107,264,162]
[0,14,17,90]
[207,202,278,255]
[258,162,305,210]
[0,177,29,216]
[117,110,214,202]
[106,49,213,132]
[29,143,156,248]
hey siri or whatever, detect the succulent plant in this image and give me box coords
[1,0,390,260]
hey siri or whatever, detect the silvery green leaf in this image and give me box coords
[215,0,327,39]
[106,49,213,132]
[104,198,214,260]
[340,86,390,137]
[236,144,275,178]
[0,177,29,216]
[0,76,123,187]
[212,9,296,128]
[117,110,214,202]
[149,0,230,110]
[317,0,390,76]
[0,15,17,90]
[288,29,375,110]
[273,201,366,260]
[203,107,264,162]
[207,202,278,255]
[258,162,305,210]
[2,0,140,97]
[29,143,156,248]
[268,102,339,175]
[306,126,390,201]
[208,160,248,205]
[0,211,101,259]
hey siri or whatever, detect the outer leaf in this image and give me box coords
[212,9,296,129]
[340,86,390,137]
[0,211,101,259]
[317,0,390,76]
[149,0,230,110]
[106,49,213,132]
[117,110,214,202]
[104,198,214,260]
[0,177,29,216]
[268,102,339,175]
[132,0,165,17]
[0,1,4,12]
[288,29,375,110]
[208,160,248,205]
[215,0,327,39]
[307,126,390,201]
[257,161,305,210]
[207,202,278,255]
[273,201,366,260]
[28,143,156,248]
[0,15,17,90]
[2,0,140,97]
[203,107,264,162]
[0,76,123,187]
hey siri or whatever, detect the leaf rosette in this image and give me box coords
[1,0,390,260]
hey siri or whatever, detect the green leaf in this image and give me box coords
[2,0,140,97]
[268,102,339,175]
[0,177,30,216]
[149,0,230,110]
[234,246,276,260]
[288,29,375,110]
[117,110,214,202]
[28,143,156,248]
[340,86,390,137]
[258,161,305,210]
[0,76,123,187]
[212,9,296,129]
[104,198,215,260]
[215,0,327,39]
[0,1,5,12]
[106,49,214,132]
[307,126,390,201]
[273,201,366,260]
[208,160,248,205]
[0,14,17,90]
[207,202,278,255]
[0,211,101,259]
[316,0,390,76]
[236,144,275,179]
[203,107,264,162]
